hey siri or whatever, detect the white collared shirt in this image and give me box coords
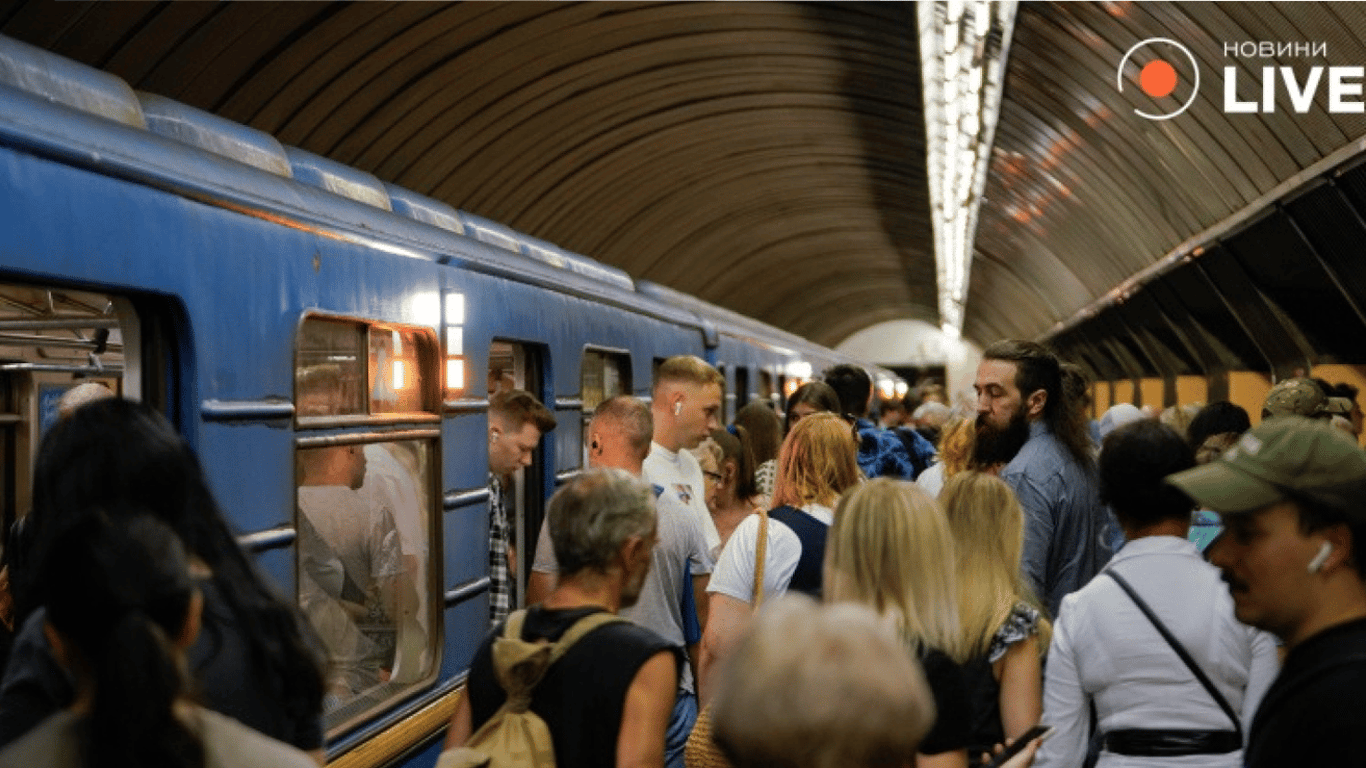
[1035,536,1279,768]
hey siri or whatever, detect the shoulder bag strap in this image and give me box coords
[1104,569,1243,738]
[752,508,769,609]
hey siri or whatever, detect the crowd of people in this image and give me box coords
[1,344,1364,768]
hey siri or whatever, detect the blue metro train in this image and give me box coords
[0,35,895,767]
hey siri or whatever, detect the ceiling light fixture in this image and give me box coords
[919,0,1017,340]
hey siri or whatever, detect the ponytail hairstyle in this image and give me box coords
[22,399,325,742]
[710,424,758,500]
[42,510,203,768]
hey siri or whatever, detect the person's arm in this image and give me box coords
[690,573,709,632]
[1031,603,1085,768]
[444,690,473,750]
[996,634,1044,741]
[615,650,677,768]
[526,516,559,605]
[919,749,968,768]
[696,593,752,706]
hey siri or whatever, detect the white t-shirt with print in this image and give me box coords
[644,441,720,554]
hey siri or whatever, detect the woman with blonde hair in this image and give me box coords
[940,471,1050,764]
[696,413,859,702]
[824,478,972,768]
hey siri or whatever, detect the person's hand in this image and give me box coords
[978,726,1050,768]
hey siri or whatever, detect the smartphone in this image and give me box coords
[984,725,1054,768]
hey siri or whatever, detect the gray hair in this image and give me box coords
[712,596,934,768]
[593,396,653,459]
[549,468,656,576]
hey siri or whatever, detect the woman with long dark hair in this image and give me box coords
[0,510,315,768]
[0,399,326,759]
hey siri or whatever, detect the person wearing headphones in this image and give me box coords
[645,356,724,554]
[1168,416,1366,768]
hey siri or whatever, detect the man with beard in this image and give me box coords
[446,469,680,767]
[1168,417,1366,768]
[974,340,1117,618]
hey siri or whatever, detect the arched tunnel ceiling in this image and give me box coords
[4,2,1366,357]
[0,0,933,348]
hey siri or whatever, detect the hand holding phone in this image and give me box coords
[984,725,1054,768]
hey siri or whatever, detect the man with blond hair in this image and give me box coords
[646,356,723,552]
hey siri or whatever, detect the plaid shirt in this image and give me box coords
[487,473,513,626]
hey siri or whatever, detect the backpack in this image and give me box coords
[439,609,625,768]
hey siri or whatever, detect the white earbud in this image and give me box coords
[674,402,682,416]
[1308,541,1333,574]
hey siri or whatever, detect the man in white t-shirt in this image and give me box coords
[644,355,724,553]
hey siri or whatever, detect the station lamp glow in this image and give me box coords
[919,0,1017,339]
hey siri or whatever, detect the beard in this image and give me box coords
[973,408,1031,467]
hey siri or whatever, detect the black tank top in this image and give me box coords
[767,505,829,598]
[467,605,680,767]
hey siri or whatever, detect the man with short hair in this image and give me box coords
[529,396,712,768]
[646,356,724,552]
[824,364,934,480]
[974,340,1117,617]
[1168,417,1366,768]
[487,389,556,626]
[446,469,679,767]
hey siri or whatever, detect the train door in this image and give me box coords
[487,340,547,609]
[735,366,750,411]
[760,369,776,410]
[0,283,143,555]
[293,316,442,733]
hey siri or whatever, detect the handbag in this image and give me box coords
[684,509,768,768]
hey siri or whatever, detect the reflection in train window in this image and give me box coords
[0,283,137,547]
[294,316,439,731]
[296,439,435,728]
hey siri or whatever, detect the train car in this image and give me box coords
[0,35,896,768]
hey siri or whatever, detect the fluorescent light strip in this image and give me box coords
[918,0,1017,339]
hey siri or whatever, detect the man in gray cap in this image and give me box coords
[1167,416,1366,768]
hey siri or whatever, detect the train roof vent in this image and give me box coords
[560,251,634,291]
[284,146,391,211]
[137,93,291,178]
[384,184,464,234]
[0,34,145,128]
[456,211,521,253]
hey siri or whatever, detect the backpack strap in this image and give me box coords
[1104,569,1243,738]
[548,610,627,665]
[752,508,769,608]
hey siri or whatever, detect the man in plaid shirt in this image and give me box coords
[487,389,556,626]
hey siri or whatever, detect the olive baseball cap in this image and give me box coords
[1166,415,1366,515]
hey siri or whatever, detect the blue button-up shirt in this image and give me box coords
[1000,420,1119,618]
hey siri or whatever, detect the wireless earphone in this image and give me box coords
[1308,541,1333,574]
[674,401,682,416]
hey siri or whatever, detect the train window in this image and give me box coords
[294,317,440,732]
[369,326,432,414]
[0,283,138,548]
[581,348,632,463]
[735,367,750,411]
[760,370,776,408]
[296,319,366,416]
[445,291,465,399]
